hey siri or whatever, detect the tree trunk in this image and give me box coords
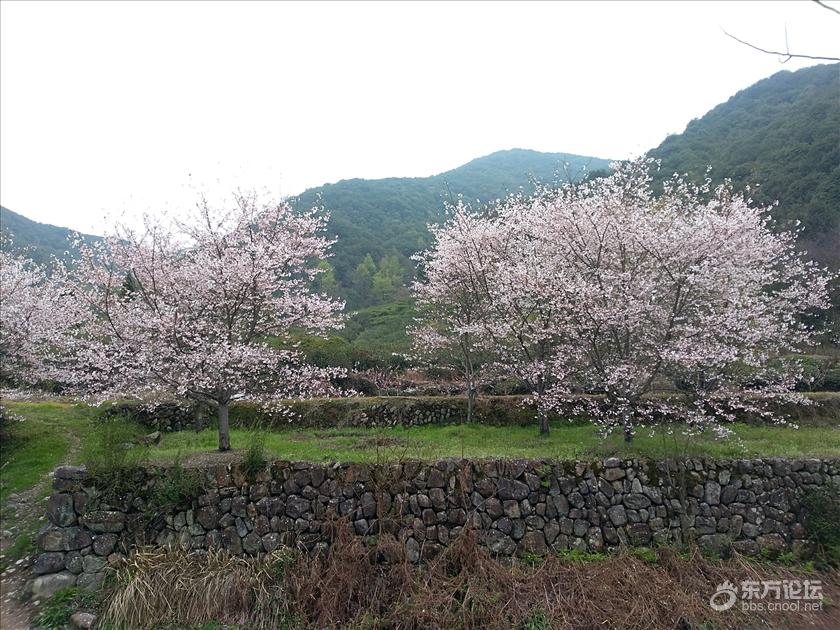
[536,376,549,435]
[218,403,231,451]
[194,404,206,432]
[465,370,475,424]
[623,408,633,444]
[538,407,550,436]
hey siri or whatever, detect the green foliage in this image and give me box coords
[522,609,550,630]
[520,551,544,567]
[294,149,610,305]
[36,587,98,630]
[792,354,840,392]
[150,455,204,512]
[630,547,660,564]
[242,430,268,482]
[312,259,339,297]
[267,547,299,582]
[338,299,415,367]
[650,64,839,252]
[800,481,840,552]
[83,416,149,499]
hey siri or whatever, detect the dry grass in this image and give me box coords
[101,527,840,629]
[101,546,293,628]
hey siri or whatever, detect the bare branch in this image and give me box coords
[812,0,840,17]
[722,28,840,63]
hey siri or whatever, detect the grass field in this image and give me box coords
[0,402,98,505]
[3,401,839,474]
[147,421,840,464]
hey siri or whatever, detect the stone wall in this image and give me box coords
[101,393,840,433]
[29,457,840,596]
[100,396,545,432]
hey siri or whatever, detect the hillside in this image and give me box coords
[294,149,611,304]
[0,206,101,264]
[648,63,840,268]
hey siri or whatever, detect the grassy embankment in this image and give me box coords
[3,400,839,473]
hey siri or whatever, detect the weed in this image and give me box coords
[241,428,268,482]
[150,454,203,512]
[520,551,544,567]
[800,482,840,550]
[556,548,609,563]
[631,546,660,564]
[84,414,149,500]
[36,587,98,630]
[101,547,290,629]
[523,609,550,630]
[268,547,299,582]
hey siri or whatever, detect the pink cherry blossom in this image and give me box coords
[52,193,346,450]
[0,241,78,387]
[425,160,833,439]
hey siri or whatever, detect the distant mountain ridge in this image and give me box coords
[0,205,101,264]
[648,62,839,268]
[293,149,612,289]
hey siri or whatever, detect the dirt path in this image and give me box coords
[1,431,83,629]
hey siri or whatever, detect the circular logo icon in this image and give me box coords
[710,581,738,612]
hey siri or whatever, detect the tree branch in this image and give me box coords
[812,0,840,17]
[722,28,840,63]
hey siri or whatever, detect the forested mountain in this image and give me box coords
[294,149,611,307]
[0,205,101,264]
[649,63,840,268]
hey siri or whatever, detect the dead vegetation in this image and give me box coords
[100,526,840,629]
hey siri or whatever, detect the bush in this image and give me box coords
[335,374,380,396]
[800,482,840,553]
[99,400,205,432]
[150,455,204,512]
[83,416,149,500]
[241,430,268,482]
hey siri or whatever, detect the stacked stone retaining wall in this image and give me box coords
[28,456,840,596]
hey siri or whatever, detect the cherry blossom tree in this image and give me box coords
[477,199,573,436]
[56,193,345,451]
[416,198,572,435]
[433,160,832,440]
[0,241,74,386]
[411,200,493,423]
[527,160,832,442]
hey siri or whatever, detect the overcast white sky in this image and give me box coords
[1,0,838,235]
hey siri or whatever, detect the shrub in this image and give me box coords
[800,481,840,561]
[83,415,149,499]
[150,455,204,512]
[242,429,268,482]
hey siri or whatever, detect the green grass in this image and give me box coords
[150,420,840,464]
[0,402,100,505]
[3,402,838,474]
[0,402,102,570]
